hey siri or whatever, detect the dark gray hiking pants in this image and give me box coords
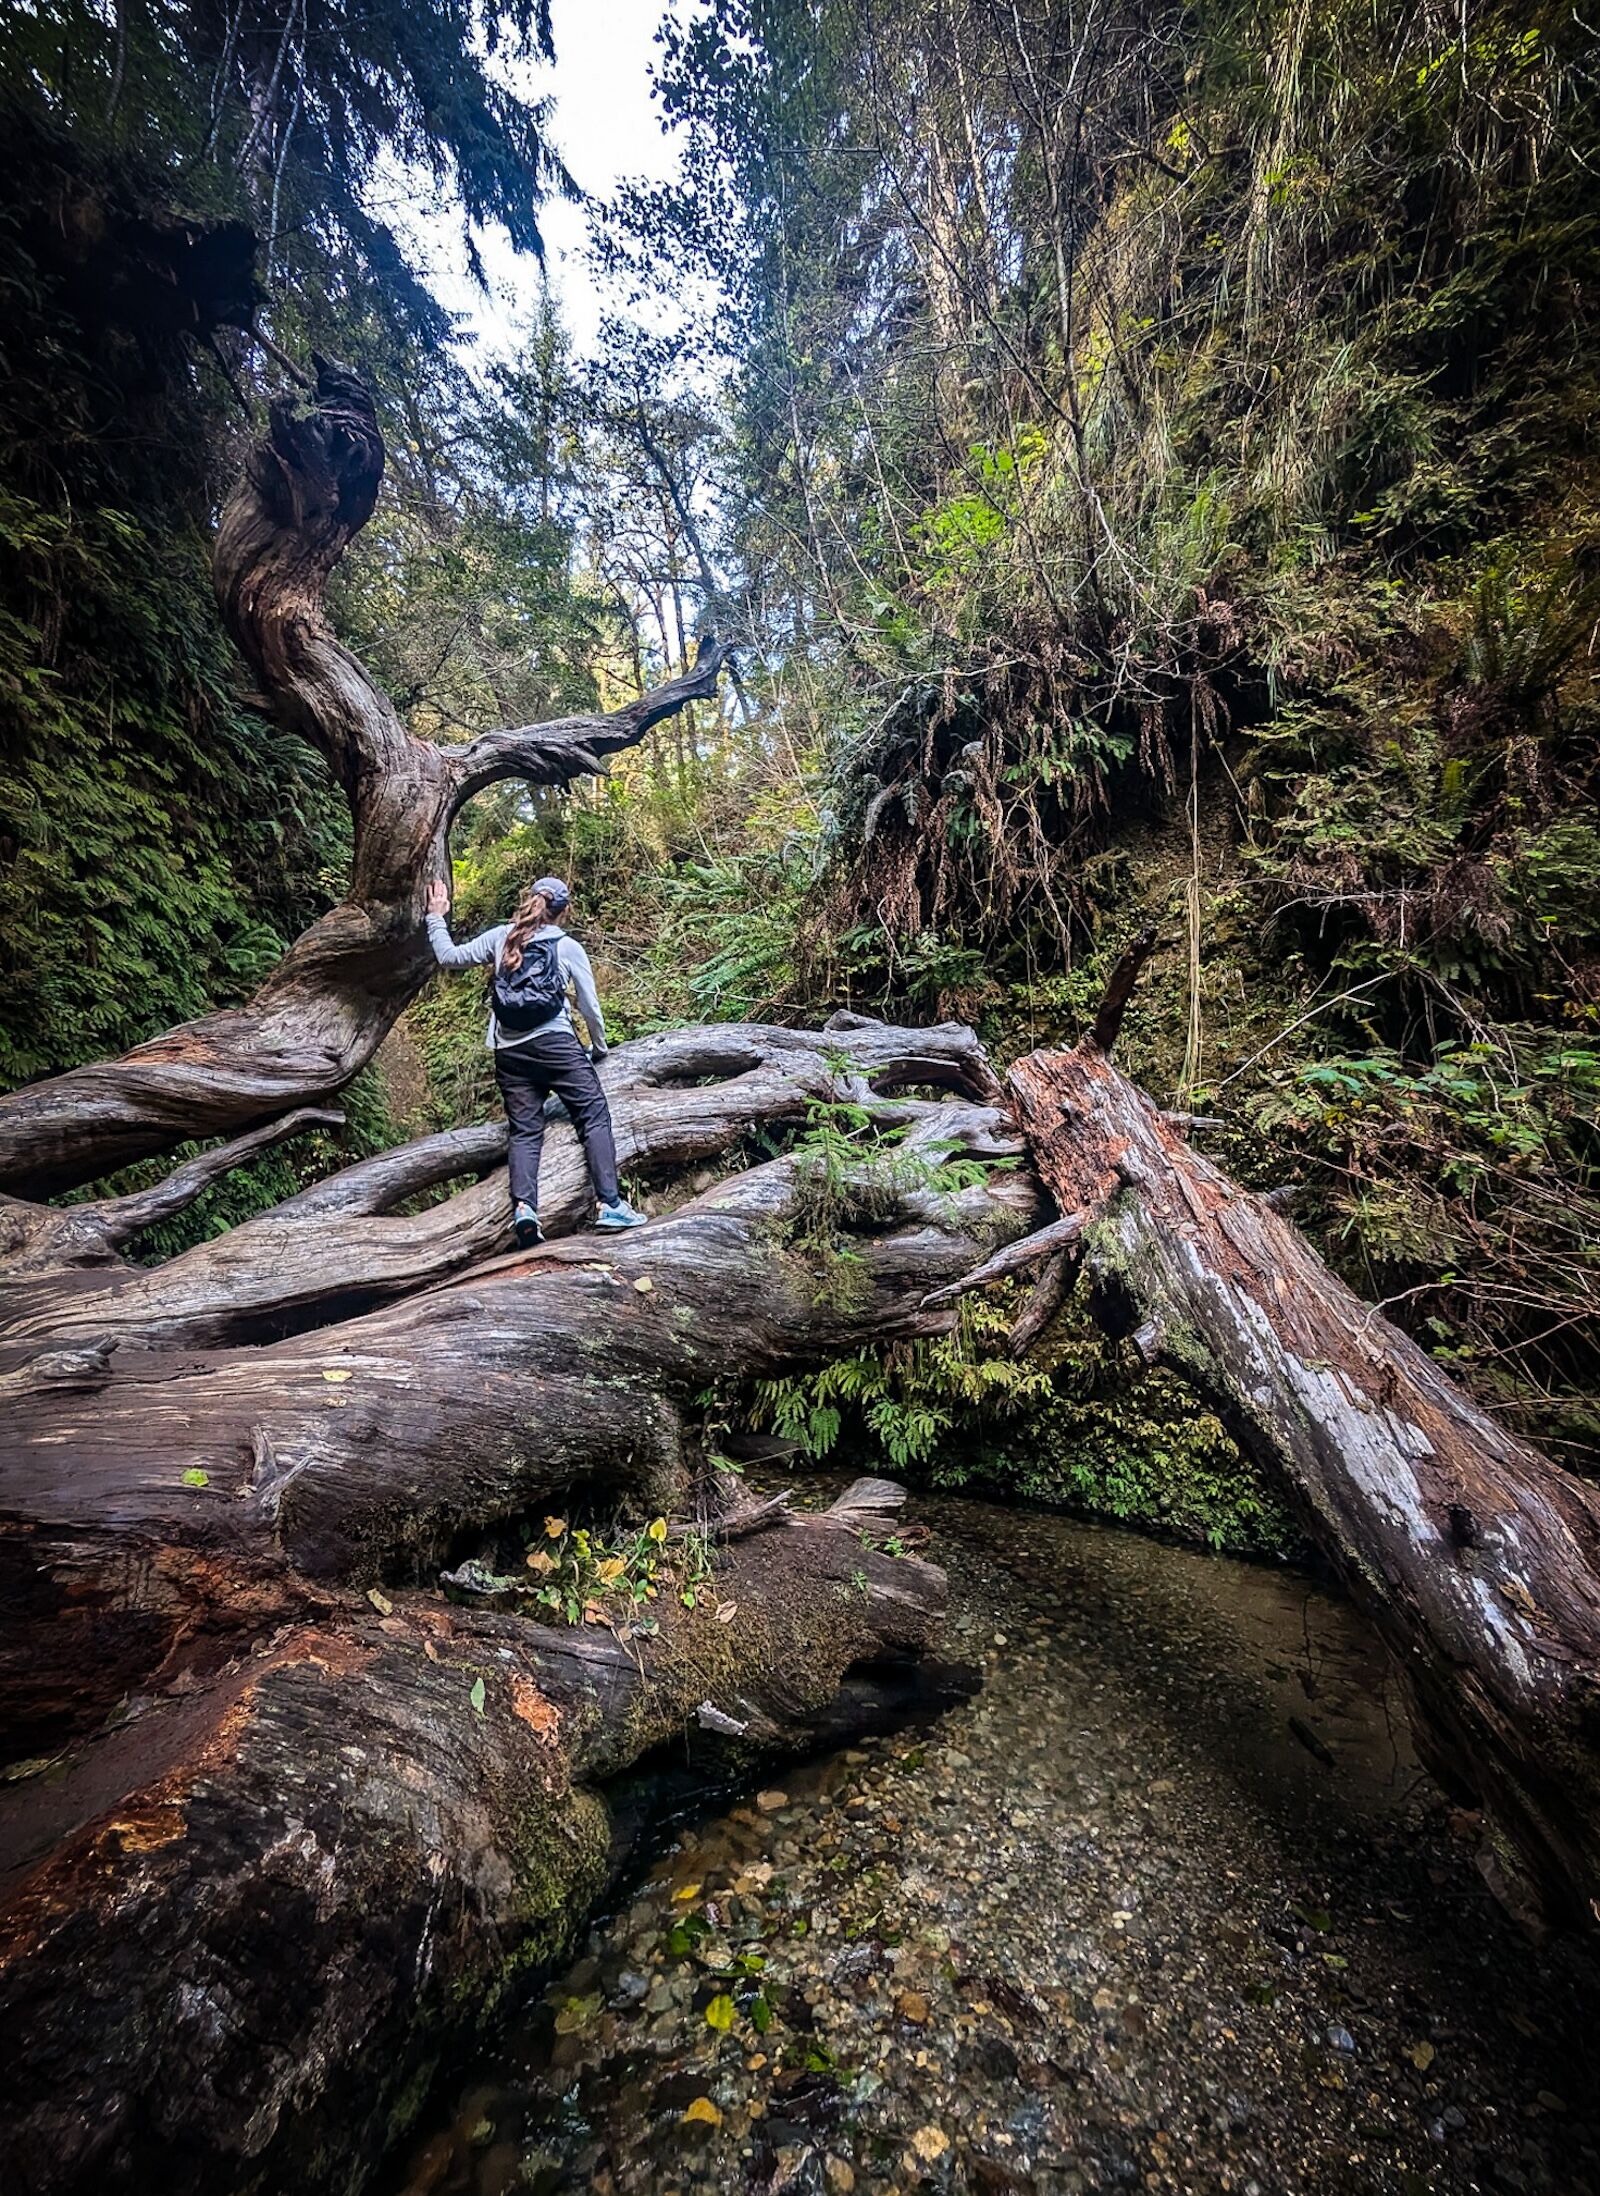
[496,1029,620,1209]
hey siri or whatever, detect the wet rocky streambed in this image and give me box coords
[389,1490,1600,2196]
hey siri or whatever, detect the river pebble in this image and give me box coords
[390,1491,1600,2196]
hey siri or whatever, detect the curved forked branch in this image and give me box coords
[443,634,736,805]
[0,366,732,1202]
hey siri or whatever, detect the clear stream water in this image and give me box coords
[388,1490,1600,2196]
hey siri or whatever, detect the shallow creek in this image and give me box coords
[390,1491,1599,2196]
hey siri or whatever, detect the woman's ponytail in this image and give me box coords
[500,887,552,972]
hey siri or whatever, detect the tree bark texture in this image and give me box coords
[0,360,732,1199]
[0,1484,945,2196]
[0,1087,1034,1765]
[1007,1035,1600,1934]
[0,1017,1001,1357]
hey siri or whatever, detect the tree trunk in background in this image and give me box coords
[1008,1035,1600,1935]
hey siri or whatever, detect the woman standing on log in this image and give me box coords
[426,875,647,1246]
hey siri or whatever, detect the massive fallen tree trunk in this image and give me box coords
[0,1481,944,2196]
[0,359,731,1200]
[0,1099,1034,1762]
[997,942,1600,1936]
[0,1017,1000,1355]
[0,1024,1035,2196]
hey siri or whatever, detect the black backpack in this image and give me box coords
[491,935,568,1031]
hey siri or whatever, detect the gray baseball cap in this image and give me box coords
[532,875,571,913]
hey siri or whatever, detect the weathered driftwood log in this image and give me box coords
[0,1017,1003,1356]
[0,1098,1035,1755]
[0,360,731,1200]
[0,1483,946,2196]
[1006,1022,1600,1934]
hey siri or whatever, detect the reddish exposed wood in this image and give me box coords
[0,1491,945,2196]
[1008,1040,1600,1933]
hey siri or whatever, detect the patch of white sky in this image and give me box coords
[376,0,687,369]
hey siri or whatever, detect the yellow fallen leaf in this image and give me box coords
[910,2126,949,2163]
[321,1369,351,1383]
[648,1516,668,1544]
[366,1587,393,1616]
[672,1882,702,1903]
[634,1275,654,1292]
[595,1557,627,1585]
[681,2096,721,2127]
[544,1516,567,1539]
[1408,2040,1436,2071]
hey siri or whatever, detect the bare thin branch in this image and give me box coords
[444,635,734,809]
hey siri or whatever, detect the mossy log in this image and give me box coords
[0,1483,944,2196]
[1005,1020,1600,1935]
[0,1040,1033,2196]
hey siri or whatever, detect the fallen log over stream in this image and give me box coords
[6,341,1600,2196]
[0,1051,1035,2196]
[1001,943,1600,1936]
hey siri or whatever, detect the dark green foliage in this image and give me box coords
[2,0,568,355]
[619,0,1600,1464]
[753,1294,1302,1558]
[0,115,348,1086]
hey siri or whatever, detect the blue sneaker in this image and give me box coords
[595,1199,647,1231]
[512,1201,544,1248]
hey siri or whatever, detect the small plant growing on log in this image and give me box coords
[787,1094,1012,1308]
[512,1513,712,1629]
